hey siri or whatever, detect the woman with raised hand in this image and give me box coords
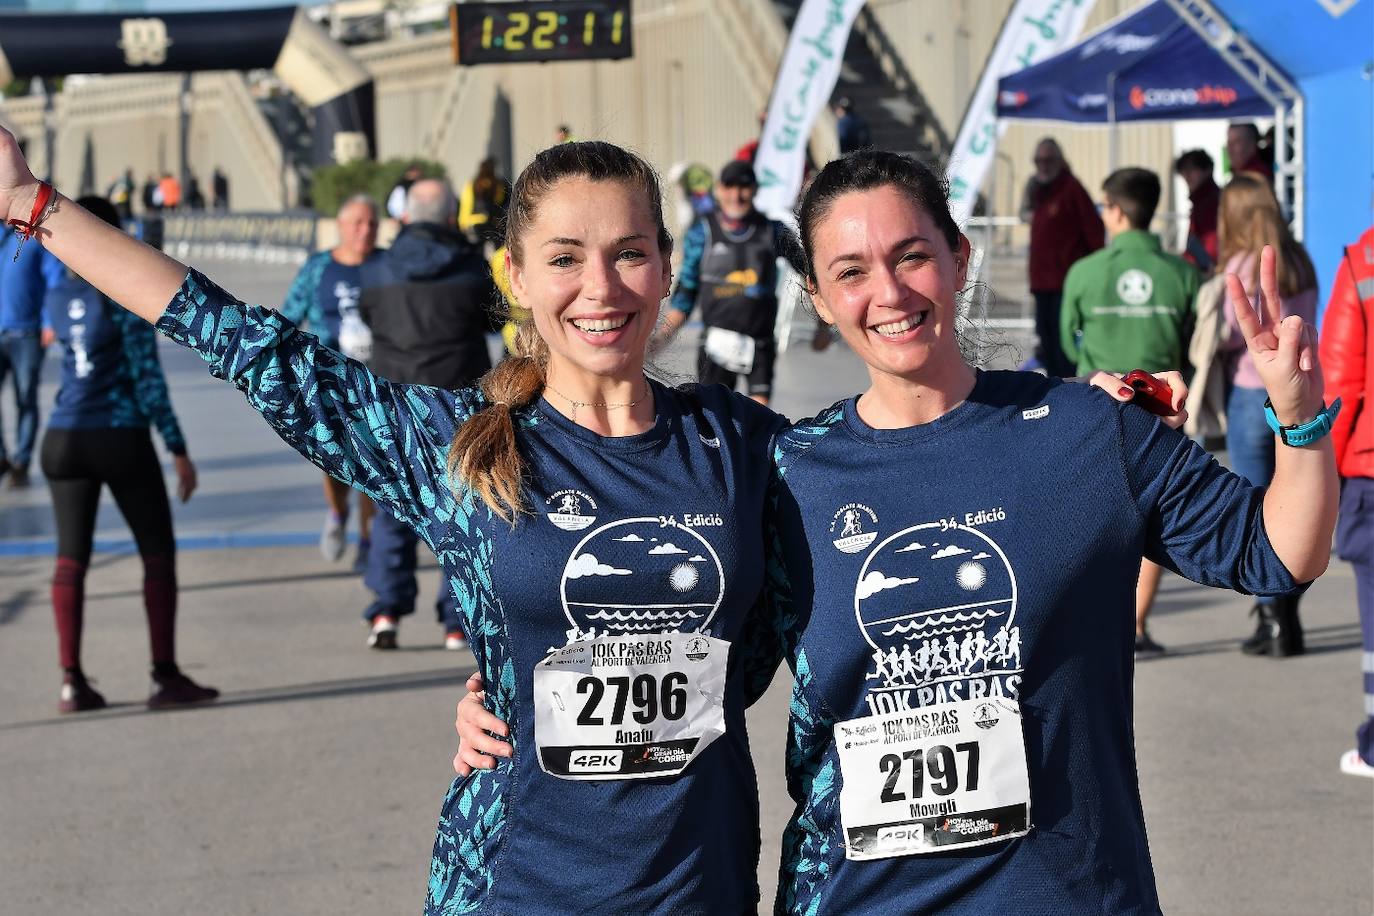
[0,134,788,913]
[766,152,1333,913]
[6,125,1188,913]
[457,151,1336,914]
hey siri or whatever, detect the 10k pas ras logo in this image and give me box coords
[854,521,1022,716]
[831,503,879,553]
[558,517,725,644]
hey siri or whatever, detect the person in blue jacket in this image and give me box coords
[0,213,62,487]
[455,152,1337,915]
[40,195,217,713]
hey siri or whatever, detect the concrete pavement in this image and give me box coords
[1,258,1370,915]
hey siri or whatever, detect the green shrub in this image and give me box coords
[310,157,447,217]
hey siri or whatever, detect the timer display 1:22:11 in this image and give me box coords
[480,10,625,51]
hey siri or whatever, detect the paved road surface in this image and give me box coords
[1,259,1369,915]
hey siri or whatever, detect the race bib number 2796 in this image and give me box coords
[534,633,728,780]
[836,696,1031,860]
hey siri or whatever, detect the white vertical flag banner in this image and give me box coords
[947,0,1099,225]
[753,0,867,221]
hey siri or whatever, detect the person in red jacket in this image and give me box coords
[1175,149,1220,275]
[1020,138,1105,376]
[1227,123,1273,184]
[1318,223,1374,779]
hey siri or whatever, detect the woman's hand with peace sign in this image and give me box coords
[1226,245,1325,427]
[1229,244,1339,584]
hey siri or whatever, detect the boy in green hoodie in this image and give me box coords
[1061,167,1199,656]
[1060,167,1198,377]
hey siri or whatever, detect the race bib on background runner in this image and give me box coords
[836,696,1031,860]
[703,327,756,374]
[534,633,728,780]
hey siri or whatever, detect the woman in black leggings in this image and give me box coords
[41,196,217,712]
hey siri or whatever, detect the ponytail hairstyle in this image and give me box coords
[448,141,673,523]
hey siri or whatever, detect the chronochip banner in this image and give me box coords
[534,632,728,780]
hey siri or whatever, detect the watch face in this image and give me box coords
[453,0,633,66]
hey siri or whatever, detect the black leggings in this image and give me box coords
[41,427,175,564]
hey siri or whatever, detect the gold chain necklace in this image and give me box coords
[544,378,651,423]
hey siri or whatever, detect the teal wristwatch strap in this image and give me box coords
[1263,397,1342,447]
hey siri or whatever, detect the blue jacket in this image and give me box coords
[44,261,186,454]
[1,230,62,332]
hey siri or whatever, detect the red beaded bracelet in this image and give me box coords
[9,181,53,261]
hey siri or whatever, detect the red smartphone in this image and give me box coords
[1122,369,1178,417]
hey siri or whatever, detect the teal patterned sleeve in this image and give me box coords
[778,648,842,916]
[740,406,848,704]
[280,251,327,329]
[155,268,476,532]
[738,458,801,706]
[759,407,850,915]
[116,307,187,455]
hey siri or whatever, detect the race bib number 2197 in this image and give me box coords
[836,696,1031,860]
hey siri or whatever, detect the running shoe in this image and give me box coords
[320,513,347,562]
[148,670,219,709]
[368,615,398,650]
[1134,631,1166,656]
[352,538,371,575]
[444,630,469,652]
[6,466,29,489]
[1340,749,1374,779]
[58,673,107,714]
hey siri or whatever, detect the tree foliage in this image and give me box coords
[309,157,447,217]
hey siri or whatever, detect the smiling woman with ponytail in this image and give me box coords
[0,129,798,913]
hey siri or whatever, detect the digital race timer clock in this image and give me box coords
[451,0,633,66]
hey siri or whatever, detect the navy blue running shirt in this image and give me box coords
[44,265,186,454]
[767,370,1300,915]
[155,270,787,914]
[281,250,381,349]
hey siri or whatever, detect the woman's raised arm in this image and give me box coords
[1229,246,1340,582]
[0,128,185,323]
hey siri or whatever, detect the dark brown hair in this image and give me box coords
[784,149,959,285]
[1102,167,1161,230]
[447,141,672,522]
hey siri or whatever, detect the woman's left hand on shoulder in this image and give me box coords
[1078,370,1190,430]
[1227,245,1325,425]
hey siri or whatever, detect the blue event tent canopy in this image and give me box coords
[995,0,1277,125]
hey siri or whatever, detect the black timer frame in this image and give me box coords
[451,0,634,65]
